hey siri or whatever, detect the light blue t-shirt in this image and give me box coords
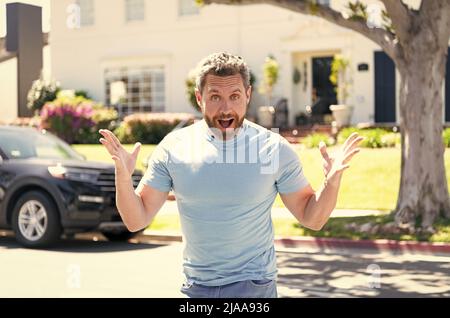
[142,119,309,286]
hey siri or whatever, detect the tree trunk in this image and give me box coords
[395,45,450,230]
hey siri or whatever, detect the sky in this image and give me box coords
[0,0,50,37]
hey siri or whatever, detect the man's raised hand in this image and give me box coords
[319,132,364,179]
[99,129,141,179]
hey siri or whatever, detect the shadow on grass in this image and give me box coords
[292,214,450,243]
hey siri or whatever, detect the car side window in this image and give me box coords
[0,133,36,159]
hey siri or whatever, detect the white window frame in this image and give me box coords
[125,0,145,22]
[317,0,330,6]
[104,66,166,117]
[178,0,200,17]
[76,0,95,27]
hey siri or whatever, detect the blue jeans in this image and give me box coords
[180,279,278,298]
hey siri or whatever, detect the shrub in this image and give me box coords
[302,133,334,149]
[381,132,401,148]
[78,105,119,144]
[337,127,399,148]
[27,75,60,113]
[114,113,196,144]
[40,94,118,144]
[185,71,200,112]
[443,128,450,147]
[258,55,279,105]
[336,127,360,144]
[74,90,91,99]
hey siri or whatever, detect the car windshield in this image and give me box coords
[0,129,84,160]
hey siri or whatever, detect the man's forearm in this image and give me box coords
[115,176,147,232]
[302,173,343,230]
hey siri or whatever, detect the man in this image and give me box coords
[99,52,363,298]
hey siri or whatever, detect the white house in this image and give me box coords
[4,0,450,126]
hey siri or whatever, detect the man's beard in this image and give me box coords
[204,112,245,140]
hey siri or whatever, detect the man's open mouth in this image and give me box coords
[218,118,234,129]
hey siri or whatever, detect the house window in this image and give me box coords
[317,0,330,6]
[76,0,95,26]
[125,0,145,22]
[178,0,199,16]
[105,66,165,117]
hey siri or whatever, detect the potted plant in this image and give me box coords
[329,54,353,127]
[257,55,279,128]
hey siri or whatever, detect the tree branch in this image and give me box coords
[419,0,450,45]
[379,0,413,42]
[202,0,401,61]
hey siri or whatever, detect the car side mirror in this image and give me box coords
[0,155,3,164]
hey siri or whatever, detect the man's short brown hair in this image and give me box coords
[195,52,251,94]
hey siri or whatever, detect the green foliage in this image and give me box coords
[381,132,401,148]
[302,133,335,149]
[381,9,395,34]
[258,55,279,105]
[443,128,450,147]
[347,1,368,22]
[308,1,319,15]
[291,214,450,243]
[79,104,119,144]
[185,71,200,112]
[74,90,91,99]
[27,75,60,113]
[330,54,350,104]
[114,113,196,144]
[337,127,401,148]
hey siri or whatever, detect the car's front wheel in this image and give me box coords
[12,191,62,248]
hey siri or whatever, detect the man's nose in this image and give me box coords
[218,100,232,113]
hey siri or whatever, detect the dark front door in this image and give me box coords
[312,57,337,117]
[374,51,396,123]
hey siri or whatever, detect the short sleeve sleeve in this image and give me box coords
[141,138,173,192]
[275,138,309,194]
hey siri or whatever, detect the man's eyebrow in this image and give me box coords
[206,88,242,93]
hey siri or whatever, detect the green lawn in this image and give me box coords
[273,145,404,211]
[74,144,450,212]
[73,144,450,242]
[73,144,156,172]
[146,213,450,242]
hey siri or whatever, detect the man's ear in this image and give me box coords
[195,88,203,110]
[246,85,252,105]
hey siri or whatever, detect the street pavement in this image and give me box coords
[1,231,449,298]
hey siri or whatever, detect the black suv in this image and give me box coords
[0,126,143,248]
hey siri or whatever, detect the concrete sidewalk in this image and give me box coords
[157,200,387,219]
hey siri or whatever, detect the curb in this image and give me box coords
[274,236,450,254]
[141,231,450,254]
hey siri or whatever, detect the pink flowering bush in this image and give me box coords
[115,112,196,144]
[40,95,117,144]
